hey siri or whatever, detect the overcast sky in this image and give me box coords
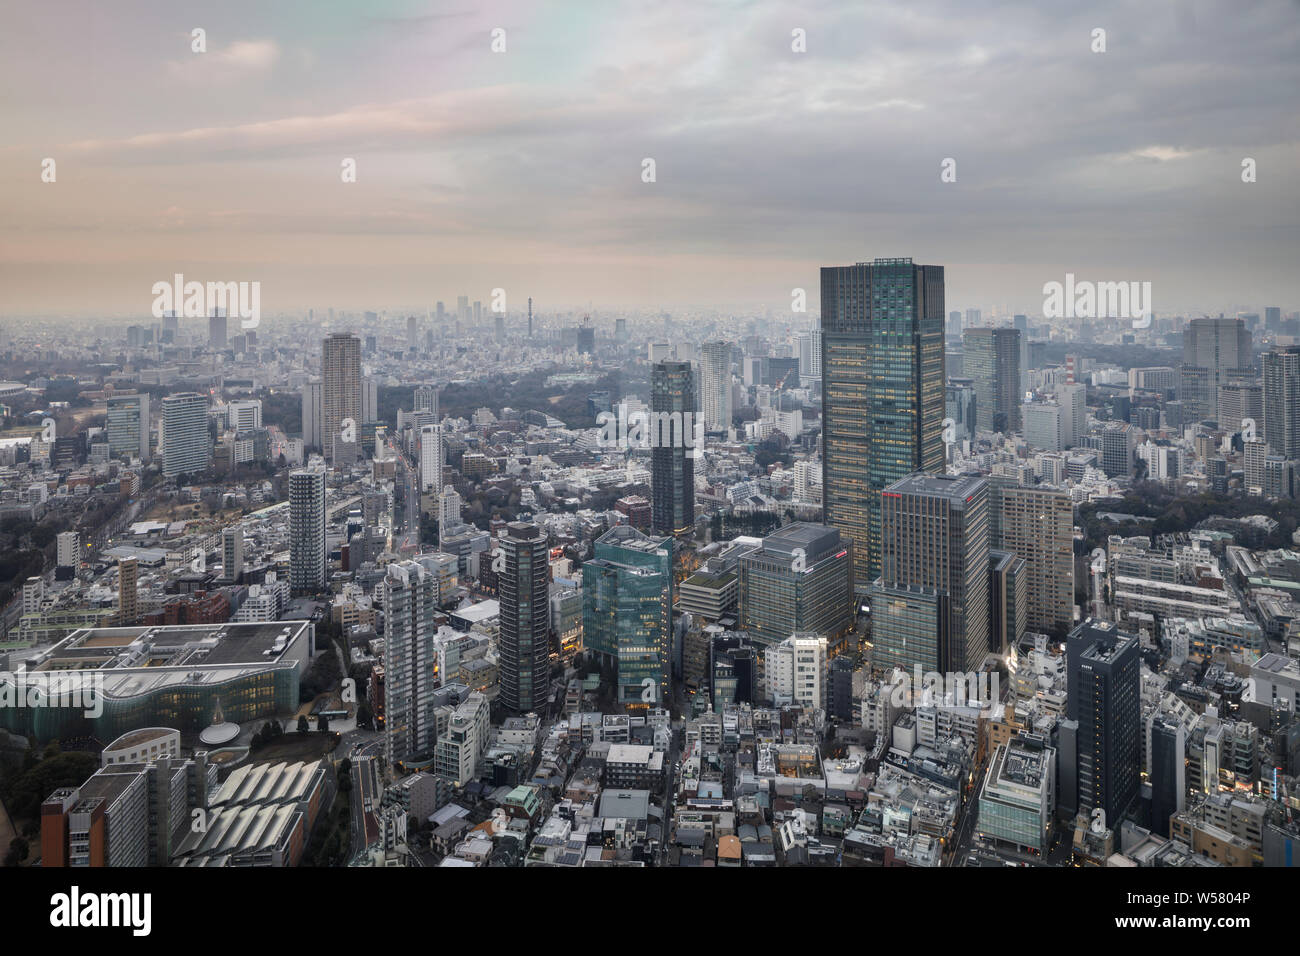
[1,0,1296,319]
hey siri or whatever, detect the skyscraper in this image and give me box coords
[302,380,322,451]
[650,359,697,537]
[820,258,945,587]
[582,526,674,709]
[289,468,327,594]
[988,480,1075,637]
[963,327,1022,434]
[1263,345,1300,459]
[384,559,439,767]
[321,332,362,462]
[208,309,227,350]
[419,424,442,494]
[105,392,150,460]
[1179,316,1252,423]
[1058,382,1087,449]
[222,527,244,583]
[699,341,733,434]
[871,472,990,674]
[160,392,210,478]
[738,523,855,651]
[118,558,138,625]
[1065,619,1141,828]
[499,522,550,714]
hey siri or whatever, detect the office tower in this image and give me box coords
[1022,402,1064,452]
[407,315,418,350]
[1264,345,1300,459]
[1179,316,1252,422]
[738,523,854,651]
[413,385,437,417]
[105,393,150,460]
[1058,382,1086,449]
[650,360,697,537]
[963,327,1022,433]
[1066,619,1141,827]
[321,332,362,461]
[160,392,210,478]
[765,633,828,710]
[947,310,962,338]
[1265,307,1282,333]
[988,547,1027,654]
[289,468,327,594]
[945,377,976,444]
[871,473,990,674]
[614,316,627,343]
[988,481,1074,637]
[457,295,469,327]
[118,558,138,625]
[362,376,378,427]
[222,527,244,583]
[699,341,733,434]
[1148,714,1186,837]
[1217,382,1263,435]
[227,399,262,432]
[473,301,482,325]
[1099,421,1136,477]
[820,258,945,587]
[577,321,595,355]
[964,308,981,330]
[384,560,440,766]
[419,424,442,494]
[302,380,322,450]
[436,301,446,324]
[161,311,178,343]
[797,330,822,382]
[499,522,550,714]
[208,309,227,350]
[529,297,535,338]
[582,526,674,709]
[494,314,505,341]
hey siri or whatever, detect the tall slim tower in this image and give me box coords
[651,360,697,537]
[384,559,439,766]
[527,296,533,338]
[222,527,244,583]
[289,468,327,594]
[498,522,550,714]
[1263,345,1300,459]
[321,332,362,462]
[699,341,733,434]
[208,309,227,350]
[820,258,945,586]
[117,558,138,625]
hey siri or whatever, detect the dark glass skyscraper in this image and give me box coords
[651,359,697,537]
[820,258,945,587]
[1066,619,1141,829]
[963,326,1022,433]
[499,522,551,714]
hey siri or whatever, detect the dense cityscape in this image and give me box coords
[2,0,1293,938]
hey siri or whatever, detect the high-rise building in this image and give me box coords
[582,526,673,709]
[407,315,419,350]
[988,481,1075,637]
[419,424,442,495]
[738,523,854,651]
[765,633,828,710]
[1179,316,1252,423]
[498,522,550,714]
[871,472,990,674]
[820,258,945,587]
[160,392,210,479]
[105,393,150,460]
[699,341,733,434]
[289,468,327,594]
[321,332,362,462]
[208,309,227,350]
[1147,714,1186,837]
[945,377,977,444]
[414,386,438,417]
[1263,345,1300,459]
[222,527,244,583]
[1058,382,1086,449]
[384,560,440,767]
[118,558,138,625]
[650,360,697,537]
[227,399,262,432]
[1217,382,1263,436]
[56,531,80,571]
[988,548,1027,655]
[302,380,322,451]
[1099,421,1137,477]
[437,485,463,531]
[964,327,1022,434]
[1022,402,1064,452]
[797,329,822,382]
[1065,619,1141,828]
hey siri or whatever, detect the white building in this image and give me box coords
[385,560,440,767]
[765,633,828,711]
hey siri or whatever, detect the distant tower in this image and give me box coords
[528,297,533,338]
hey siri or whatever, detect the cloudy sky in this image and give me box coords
[1,0,1296,318]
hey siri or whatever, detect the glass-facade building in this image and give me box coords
[582,526,673,709]
[820,258,945,588]
[651,360,697,537]
[738,523,854,652]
